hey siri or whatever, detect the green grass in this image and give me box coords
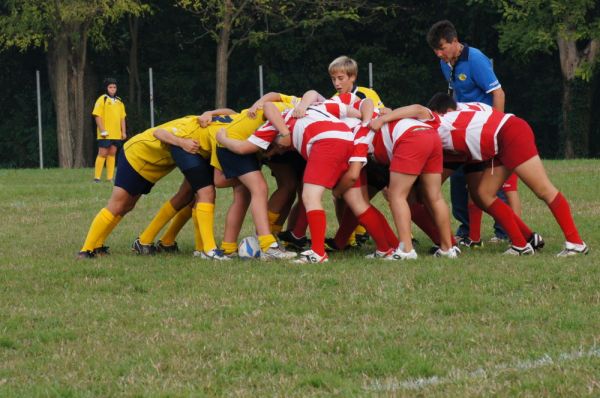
[0,160,599,397]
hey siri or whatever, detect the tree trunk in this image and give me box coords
[47,32,74,168]
[84,62,98,165]
[128,15,142,113]
[557,35,599,158]
[561,78,592,158]
[215,0,232,108]
[69,23,89,167]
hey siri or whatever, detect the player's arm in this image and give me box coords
[332,162,363,199]
[153,128,199,154]
[369,104,432,131]
[491,88,505,112]
[292,90,327,118]
[263,101,292,147]
[121,118,127,140]
[247,92,286,118]
[358,98,374,125]
[94,116,108,137]
[216,128,261,155]
[198,108,237,127]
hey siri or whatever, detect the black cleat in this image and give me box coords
[355,232,370,245]
[458,237,483,249]
[132,238,157,255]
[76,250,96,259]
[156,240,179,253]
[278,230,309,251]
[93,246,110,256]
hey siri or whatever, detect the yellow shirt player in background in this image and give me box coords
[92,77,127,182]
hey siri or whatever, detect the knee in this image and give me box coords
[197,186,216,203]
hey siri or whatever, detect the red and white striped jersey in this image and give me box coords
[368,118,433,164]
[427,102,513,161]
[248,103,354,160]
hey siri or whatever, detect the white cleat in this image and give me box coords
[503,243,534,256]
[556,241,589,257]
[293,249,329,264]
[260,243,297,261]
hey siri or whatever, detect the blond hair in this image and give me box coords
[328,56,358,77]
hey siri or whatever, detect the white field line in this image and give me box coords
[365,346,600,392]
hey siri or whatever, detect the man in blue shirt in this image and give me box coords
[427,20,519,244]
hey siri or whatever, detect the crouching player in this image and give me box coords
[408,94,588,256]
[77,115,225,259]
[217,99,397,263]
[368,112,457,259]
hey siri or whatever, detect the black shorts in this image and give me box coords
[216,147,261,179]
[98,139,122,148]
[266,150,306,176]
[114,151,154,196]
[170,146,214,191]
[443,161,485,174]
[365,158,390,192]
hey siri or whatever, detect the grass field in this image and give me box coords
[0,160,599,397]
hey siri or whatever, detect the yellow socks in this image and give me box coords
[81,208,117,252]
[355,225,367,236]
[268,211,282,234]
[139,201,177,245]
[94,214,122,249]
[258,234,277,251]
[347,231,357,246]
[94,156,106,180]
[221,241,238,256]
[196,202,217,252]
[191,207,204,251]
[160,206,193,246]
[105,155,116,180]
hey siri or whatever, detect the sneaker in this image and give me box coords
[93,178,101,183]
[324,238,341,252]
[199,248,231,261]
[556,241,589,257]
[293,249,329,264]
[433,246,459,258]
[93,246,110,256]
[528,232,545,251]
[260,243,297,261]
[277,230,309,251]
[131,238,157,255]
[386,248,418,261]
[458,237,483,249]
[490,235,509,244]
[503,243,534,256]
[365,248,395,259]
[428,245,440,255]
[156,240,179,253]
[76,250,95,259]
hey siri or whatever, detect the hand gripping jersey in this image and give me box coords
[248,101,355,160]
[427,102,514,161]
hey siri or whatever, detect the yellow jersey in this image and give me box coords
[123,116,211,183]
[92,95,127,140]
[209,95,299,170]
[332,86,385,109]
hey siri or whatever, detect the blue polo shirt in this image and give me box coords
[440,44,501,105]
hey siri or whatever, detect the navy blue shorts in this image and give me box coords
[444,161,485,174]
[98,139,122,148]
[114,151,154,196]
[216,147,260,179]
[170,146,214,191]
[266,151,306,176]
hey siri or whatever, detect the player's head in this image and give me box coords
[103,77,118,97]
[328,56,357,94]
[426,92,457,114]
[426,20,461,63]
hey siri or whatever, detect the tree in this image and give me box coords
[0,0,146,167]
[491,0,600,158]
[177,0,366,108]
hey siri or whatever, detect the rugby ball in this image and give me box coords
[238,236,261,259]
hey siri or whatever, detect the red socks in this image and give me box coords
[548,192,583,244]
[334,207,359,249]
[307,210,326,256]
[357,206,394,252]
[468,203,482,242]
[486,198,527,247]
[292,201,308,238]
